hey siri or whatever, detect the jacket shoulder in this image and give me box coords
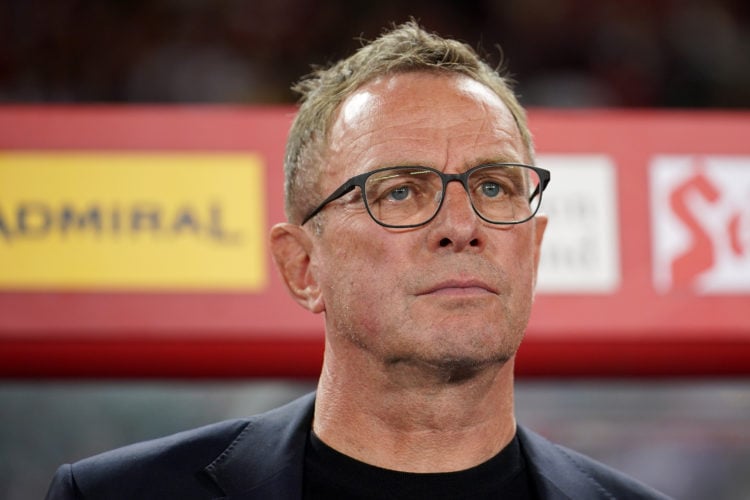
[518,426,672,499]
[70,418,250,499]
[47,393,317,500]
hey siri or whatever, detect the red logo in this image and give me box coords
[652,156,750,294]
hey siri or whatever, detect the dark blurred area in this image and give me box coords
[1,0,748,107]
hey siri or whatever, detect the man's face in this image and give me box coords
[307,71,546,375]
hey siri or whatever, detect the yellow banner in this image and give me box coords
[0,152,267,290]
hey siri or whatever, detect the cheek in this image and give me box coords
[507,235,539,318]
[487,229,538,313]
[318,232,398,326]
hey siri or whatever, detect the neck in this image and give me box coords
[312,340,517,473]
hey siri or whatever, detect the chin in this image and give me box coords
[433,356,511,384]
[385,351,514,385]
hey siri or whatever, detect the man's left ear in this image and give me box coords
[532,214,548,277]
[269,223,325,313]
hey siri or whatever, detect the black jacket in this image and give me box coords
[46,392,670,499]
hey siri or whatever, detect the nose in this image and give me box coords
[429,181,483,251]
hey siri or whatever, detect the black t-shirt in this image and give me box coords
[303,430,538,499]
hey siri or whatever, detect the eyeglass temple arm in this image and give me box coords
[528,171,551,203]
[301,183,358,225]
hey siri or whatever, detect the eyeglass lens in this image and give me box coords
[363,165,542,227]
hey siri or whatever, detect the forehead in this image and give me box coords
[325,71,525,178]
[337,72,507,125]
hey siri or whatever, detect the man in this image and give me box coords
[47,22,670,499]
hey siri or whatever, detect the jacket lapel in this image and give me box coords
[518,425,594,499]
[518,426,670,500]
[203,392,316,499]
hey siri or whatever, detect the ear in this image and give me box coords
[531,214,548,285]
[269,223,325,313]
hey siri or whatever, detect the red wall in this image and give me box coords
[1,106,748,378]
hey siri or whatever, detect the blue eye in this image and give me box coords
[481,182,502,198]
[388,186,411,201]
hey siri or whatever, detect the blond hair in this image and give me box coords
[284,21,533,224]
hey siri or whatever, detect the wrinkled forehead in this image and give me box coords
[334,71,512,124]
[326,72,520,165]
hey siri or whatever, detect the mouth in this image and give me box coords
[418,279,498,297]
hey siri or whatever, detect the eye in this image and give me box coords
[471,168,521,200]
[387,185,411,201]
[480,181,503,198]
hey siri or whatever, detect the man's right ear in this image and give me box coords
[269,223,325,313]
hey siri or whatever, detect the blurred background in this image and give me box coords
[1,1,749,499]
[1,0,748,107]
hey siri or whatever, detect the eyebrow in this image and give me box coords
[370,155,528,174]
[462,155,526,169]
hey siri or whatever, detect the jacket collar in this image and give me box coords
[203,395,551,499]
[201,394,585,499]
[517,425,668,499]
[202,393,665,500]
[517,426,586,499]
[203,392,316,499]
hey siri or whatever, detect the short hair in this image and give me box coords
[284,21,533,224]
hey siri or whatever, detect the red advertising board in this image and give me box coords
[0,106,748,378]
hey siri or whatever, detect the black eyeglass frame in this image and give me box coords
[300,163,551,228]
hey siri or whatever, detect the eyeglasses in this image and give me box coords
[301,163,550,228]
